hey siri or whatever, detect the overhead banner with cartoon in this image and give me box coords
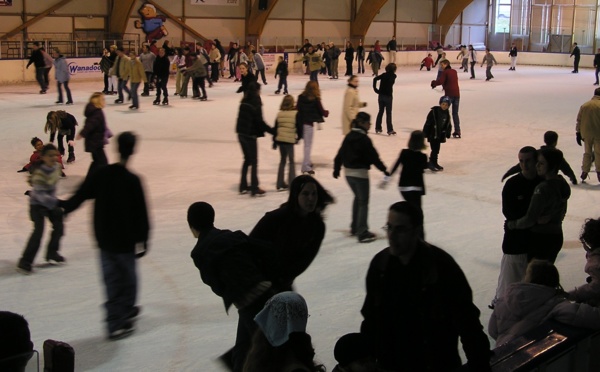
[191,0,240,5]
[135,3,169,42]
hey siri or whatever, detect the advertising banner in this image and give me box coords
[262,53,286,72]
[66,58,103,79]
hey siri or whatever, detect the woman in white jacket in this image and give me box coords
[489,259,600,346]
[341,75,366,135]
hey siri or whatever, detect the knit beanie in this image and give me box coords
[439,96,451,105]
[254,292,308,347]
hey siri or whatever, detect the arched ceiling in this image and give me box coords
[436,0,474,44]
[108,0,137,36]
[350,0,389,39]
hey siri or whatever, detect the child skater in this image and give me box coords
[568,218,600,307]
[420,53,434,71]
[17,144,65,274]
[45,110,78,163]
[422,96,452,171]
[273,95,300,191]
[274,56,289,95]
[297,81,328,174]
[481,48,498,81]
[388,130,428,209]
[18,137,65,175]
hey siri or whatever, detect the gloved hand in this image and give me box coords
[323,110,329,118]
[430,80,436,89]
[333,170,340,179]
[135,241,149,258]
[576,132,582,146]
[384,171,391,177]
[18,168,28,173]
[571,177,578,185]
[272,142,277,150]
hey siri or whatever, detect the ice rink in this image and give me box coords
[2,63,600,371]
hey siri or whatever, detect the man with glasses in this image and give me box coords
[360,201,491,371]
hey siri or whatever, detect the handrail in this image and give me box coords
[456,320,600,371]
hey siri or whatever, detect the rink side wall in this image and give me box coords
[0,51,594,85]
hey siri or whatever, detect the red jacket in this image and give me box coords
[432,67,460,98]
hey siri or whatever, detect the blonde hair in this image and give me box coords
[280,95,295,111]
[89,92,105,108]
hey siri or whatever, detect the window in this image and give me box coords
[496,0,512,33]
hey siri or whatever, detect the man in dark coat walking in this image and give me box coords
[360,202,492,372]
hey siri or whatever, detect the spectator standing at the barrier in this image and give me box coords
[344,41,354,76]
[386,36,397,64]
[328,42,341,79]
[361,201,492,371]
[356,41,365,74]
[571,42,581,73]
[509,43,518,71]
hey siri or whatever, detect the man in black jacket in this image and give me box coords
[571,42,581,73]
[26,42,47,94]
[490,146,542,309]
[361,201,492,371]
[61,132,150,341]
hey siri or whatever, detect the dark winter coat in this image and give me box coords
[501,173,542,255]
[250,205,326,291]
[297,94,326,124]
[153,54,171,77]
[422,106,452,143]
[373,72,396,96]
[236,96,273,138]
[389,149,428,193]
[237,70,257,93]
[356,45,365,60]
[27,48,45,68]
[275,61,288,78]
[361,241,492,371]
[333,128,387,172]
[345,46,354,61]
[366,51,383,66]
[61,164,149,253]
[190,228,276,311]
[80,103,106,153]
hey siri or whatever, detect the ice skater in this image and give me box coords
[422,96,452,171]
[45,110,78,163]
[388,130,428,209]
[481,49,497,81]
[17,143,64,274]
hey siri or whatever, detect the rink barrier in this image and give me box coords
[0,51,596,85]
[456,320,600,372]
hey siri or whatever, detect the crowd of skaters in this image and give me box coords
[8,36,600,371]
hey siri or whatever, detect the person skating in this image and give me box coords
[431,59,462,138]
[422,96,452,171]
[372,63,397,135]
[509,43,518,71]
[481,49,497,81]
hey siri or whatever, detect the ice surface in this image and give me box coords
[1,65,599,371]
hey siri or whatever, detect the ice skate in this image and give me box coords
[162,98,169,105]
[452,132,461,138]
[67,153,75,164]
[153,99,160,105]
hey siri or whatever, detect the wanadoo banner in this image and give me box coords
[191,0,239,5]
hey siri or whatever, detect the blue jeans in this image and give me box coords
[277,143,295,188]
[100,250,137,333]
[376,94,393,133]
[57,81,72,103]
[449,96,461,134]
[346,176,370,236]
[130,82,140,107]
[310,70,319,83]
[117,78,130,101]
